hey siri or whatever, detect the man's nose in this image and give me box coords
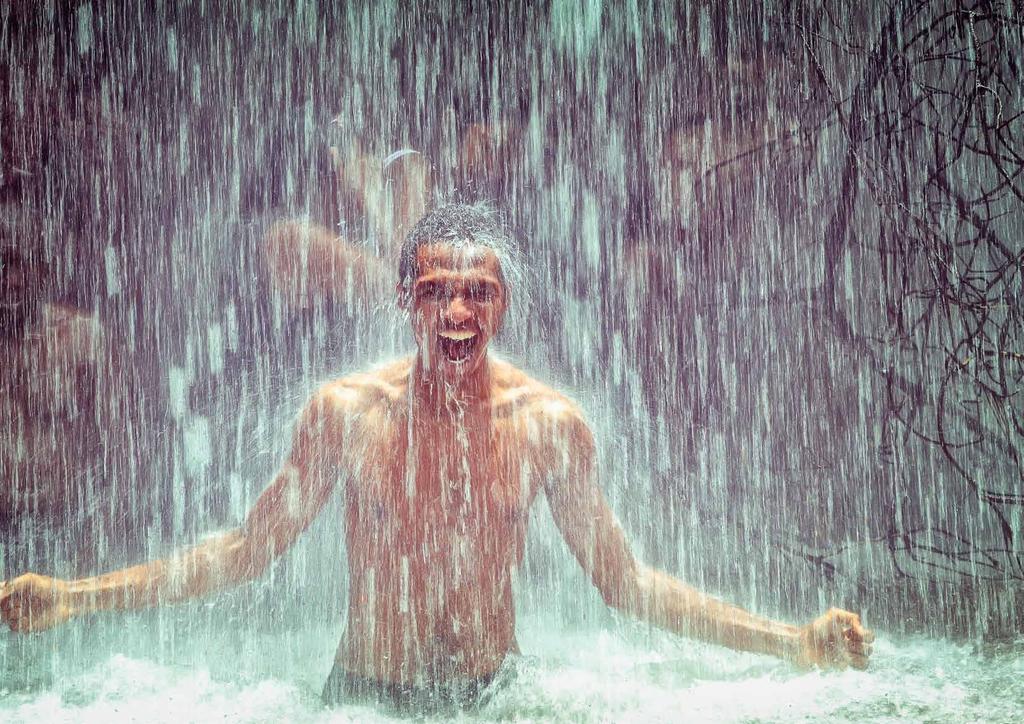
[443,295,473,324]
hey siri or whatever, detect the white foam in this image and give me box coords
[1,619,1020,723]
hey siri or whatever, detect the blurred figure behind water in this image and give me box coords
[0,209,151,577]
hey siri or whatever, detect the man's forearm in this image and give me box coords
[65,529,257,614]
[619,567,801,660]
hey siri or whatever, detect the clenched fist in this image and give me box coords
[796,608,875,670]
[0,573,76,633]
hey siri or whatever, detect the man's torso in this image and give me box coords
[329,357,567,684]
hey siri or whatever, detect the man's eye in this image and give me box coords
[468,284,493,302]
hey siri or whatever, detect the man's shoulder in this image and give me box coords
[491,359,588,429]
[316,357,412,412]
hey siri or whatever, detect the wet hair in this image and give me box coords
[397,202,520,304]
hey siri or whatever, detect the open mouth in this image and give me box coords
[438,329,479,362]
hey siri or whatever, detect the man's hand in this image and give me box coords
[796,607,874,670]
[0,573,75,633]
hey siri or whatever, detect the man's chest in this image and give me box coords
[344,416,540,557]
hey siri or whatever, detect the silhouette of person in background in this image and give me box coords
[1,214,102,525]
[0,210,141,574]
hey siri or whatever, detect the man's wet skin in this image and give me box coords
[325,244,548,682]
[338,355,551,681]
[0,227,874,699]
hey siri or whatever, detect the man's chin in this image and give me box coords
[439,354,481,377]
[426,347,487,380]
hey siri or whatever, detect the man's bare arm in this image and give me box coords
[540,404,873,670]
[262,219,386,311]
[1,386,351,631]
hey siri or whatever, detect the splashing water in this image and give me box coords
[3,612,1023,723]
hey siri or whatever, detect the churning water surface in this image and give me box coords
[2,613,1021,723]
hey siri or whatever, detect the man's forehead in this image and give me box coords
[415,243,502,279]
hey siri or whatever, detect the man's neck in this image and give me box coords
[411,354,493,416]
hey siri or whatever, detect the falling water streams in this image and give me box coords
[1,2,1022,722]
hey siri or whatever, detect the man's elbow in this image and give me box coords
[217,529,273,585]
[598,584,632,612]
[597,568,651,616]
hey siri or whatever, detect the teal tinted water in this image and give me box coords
[2,612,1020,723]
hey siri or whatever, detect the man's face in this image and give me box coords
[407,243,508,379]
[0,245,40,337]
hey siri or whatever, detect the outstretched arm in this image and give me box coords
[1,386,350,632]
[541,405,873,670]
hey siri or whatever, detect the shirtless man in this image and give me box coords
[0,204,873,711]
